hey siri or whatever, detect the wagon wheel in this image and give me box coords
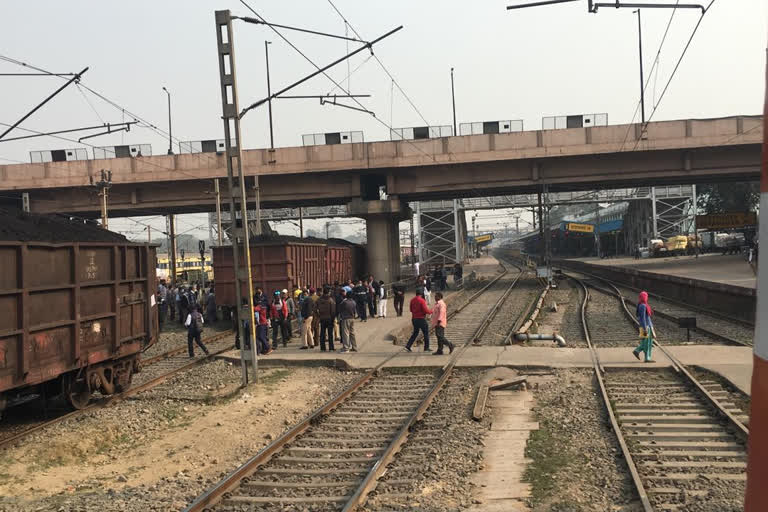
[63,373,91,409]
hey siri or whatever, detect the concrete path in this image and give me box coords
[219,344,754,396]
[470,389,537,512]
[570,253,756,289]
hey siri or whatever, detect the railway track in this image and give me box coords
[570,275,750,511]
[574,273,734,346]
[185,263,528,512]
[569,268,752,347]
[0,330,234,450]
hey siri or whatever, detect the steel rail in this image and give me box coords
[0,331,234,451]
[570,275,653,512]
[185,263,518,512]
[558,264,754,329]
[471,263,525,344]
[342,264,523,509]
[579,271,752,348]
[603,280,751,439]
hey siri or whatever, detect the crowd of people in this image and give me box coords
[156,279,218,357]
[236,275,392,356]
[156,262,465,359]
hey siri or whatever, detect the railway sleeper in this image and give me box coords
[223,495,348,505]
[622,423,729,432]
[644,472,746,482]
[636,440,743,450]
[634,450,747,460]
[240,480,358,489]
[625,432,734,442]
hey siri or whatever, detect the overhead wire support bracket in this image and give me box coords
[507,0,706,12]
[276,94,371,100]
[319,96,375,116]
[238,25,402,119]
[78,122,134,142]
[0,66,88,141]
[589,1,707,13]
[0,121,137,143]
[234,16,369,43]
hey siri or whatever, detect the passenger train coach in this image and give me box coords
[520,218,625,258]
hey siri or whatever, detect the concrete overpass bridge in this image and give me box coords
[0,115,760,218]
[1,115,760,281]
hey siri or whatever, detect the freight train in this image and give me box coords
[0,209,159,415]
[213,236,366,308]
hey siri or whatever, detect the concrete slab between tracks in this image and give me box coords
[216,345,753,395]
[469,389,536,512]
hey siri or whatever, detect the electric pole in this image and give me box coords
[169,214,177,288]
[215,10,258,386]
[635,9,645,123]
[162,86,173,155]
[214,179,223,246]
[450,67,457,136]
[265,41,274,150]
[90,169,112,229]
[299,208,304,238]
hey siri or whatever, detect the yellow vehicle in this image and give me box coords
[665,235,689,256]
[156,256,213,282]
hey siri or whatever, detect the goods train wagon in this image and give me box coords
[0,241,159,413]
[213,239,366,307]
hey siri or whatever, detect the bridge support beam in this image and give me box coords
[347,199,411,283]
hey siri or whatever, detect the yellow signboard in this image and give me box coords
[566,223,594,233]
[474,234,493,243]
[696,212,757,230]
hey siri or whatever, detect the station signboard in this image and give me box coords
[474,234,493,243]
[696,212,757,230]
[566,223,594,233]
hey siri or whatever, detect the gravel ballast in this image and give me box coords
[524,369,642,511]
[0,364,359,512]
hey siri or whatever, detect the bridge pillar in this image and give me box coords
[347,199,411,283]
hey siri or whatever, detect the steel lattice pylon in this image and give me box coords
[416,200,467,268]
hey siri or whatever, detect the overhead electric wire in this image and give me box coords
[0,53,218,162]
[617,0,680,152]
[325,0,431,127]
[237,0,444,164]
[631,0,716,151]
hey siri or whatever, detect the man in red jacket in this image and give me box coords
[405,289,433,352]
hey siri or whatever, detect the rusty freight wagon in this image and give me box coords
[0,210,158,413]
[213,239,365,307]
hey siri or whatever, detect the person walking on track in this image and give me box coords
[431,292,454,355]
[339,290,358,352]
[633,291,655,363]
[405,289,433,352]
[185,304,209,358]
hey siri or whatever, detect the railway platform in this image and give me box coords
[569,253,756,289]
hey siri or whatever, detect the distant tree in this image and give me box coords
[305,228,322,239]
[696,182,759,214]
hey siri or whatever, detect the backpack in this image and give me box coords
[192,311,204,333]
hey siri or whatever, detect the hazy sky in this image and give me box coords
[1,0,765,241]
